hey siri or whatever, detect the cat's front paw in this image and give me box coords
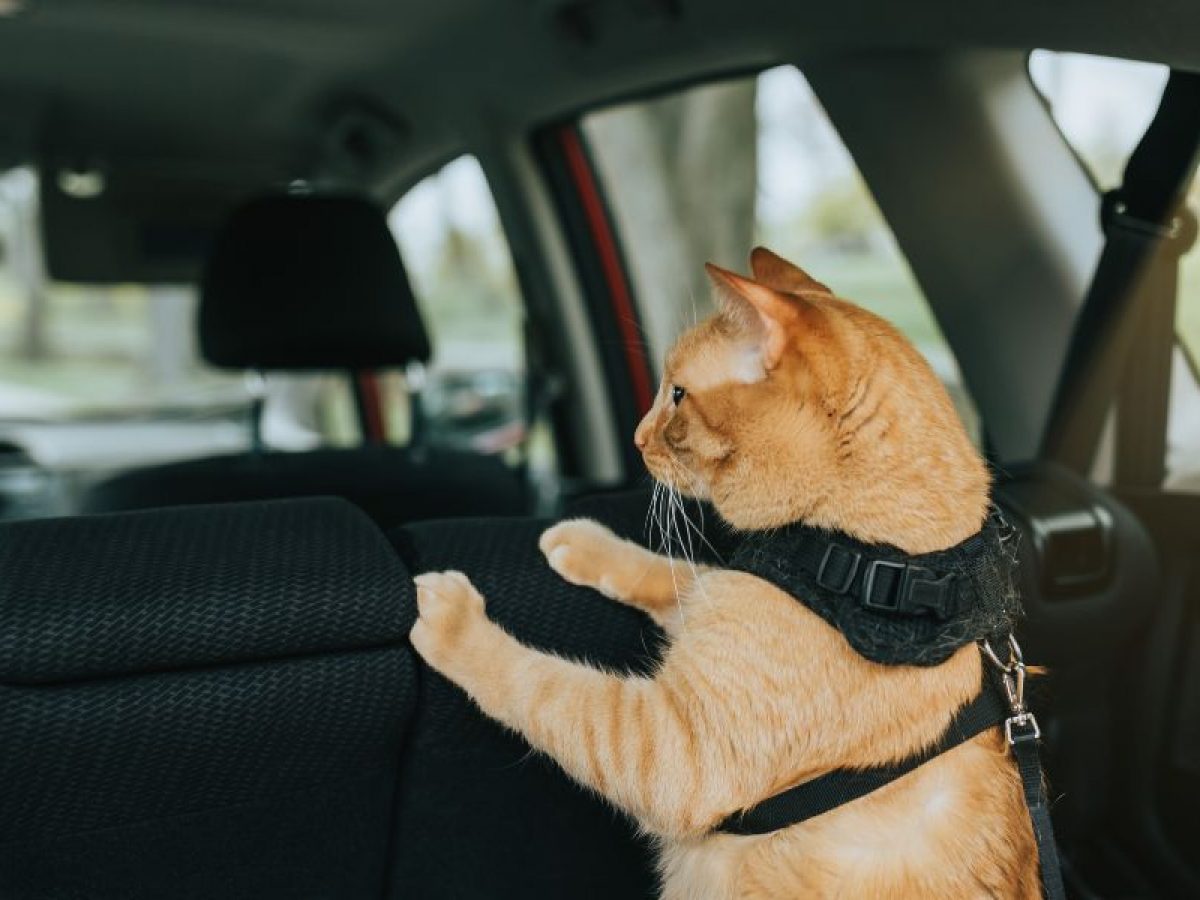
[411,571,490,679]
[539,519,624,599]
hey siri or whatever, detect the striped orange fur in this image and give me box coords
[411,248,1039,898]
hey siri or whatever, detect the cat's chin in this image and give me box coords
[652,478,706,502]
[644,462,710,502]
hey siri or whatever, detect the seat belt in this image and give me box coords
[1042,70,1200,482]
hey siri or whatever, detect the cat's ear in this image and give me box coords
[705,262,801,370]
[749,246,832,297]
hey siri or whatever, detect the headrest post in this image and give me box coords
[405,361,426,451]
[351,370,388,446]
[244,370,266,456]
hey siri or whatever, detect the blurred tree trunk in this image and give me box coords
[145,285,197,389]
[585,80,758,362]
[2,170,51,361]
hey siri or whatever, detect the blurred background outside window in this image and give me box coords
[584,65,982,444]
[3,56,1197,503]
[0,156,528,512]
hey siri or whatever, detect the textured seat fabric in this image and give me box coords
[0,498,415,900]
[389,507,667,899]
[83,445,527,528]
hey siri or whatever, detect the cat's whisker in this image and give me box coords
[664,482,689,622]
[662,466,715,614]
[665,476,689,562]
[648,479,683,606]
[653,473,689,608]
[646,480,660,550]
[643,478,659,548]
[677,480,717,607]
[667,462,725,565]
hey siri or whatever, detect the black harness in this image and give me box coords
[727,514,1021,667]
[719,517,1066,900]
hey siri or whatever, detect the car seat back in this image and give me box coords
[0,498,415,900]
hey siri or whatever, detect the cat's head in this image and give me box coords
[634,247,988,552]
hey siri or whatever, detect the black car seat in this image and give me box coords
[82,193,526,528]
[0,498,416,900]
[6,469,1152,898]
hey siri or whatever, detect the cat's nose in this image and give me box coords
[634,421,649,450]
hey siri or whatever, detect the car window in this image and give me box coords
[582,65,981,445]
[0,169,242,421]
[1029,50,1200,490]
[388,156,529,458]
[0,166,254,489]
[0,156,532,514]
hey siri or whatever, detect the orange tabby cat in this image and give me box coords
[411,248,1039,898]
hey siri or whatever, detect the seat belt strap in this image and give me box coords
[1042,70,1200,477]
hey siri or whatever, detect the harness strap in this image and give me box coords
[715,667,1067,900]
[715,684,1007,836]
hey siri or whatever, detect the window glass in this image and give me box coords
[0,166,253,511]
[0,169,244,419]
[1028,51,1169,187]
[0,156,533,518]
[391,156,523,372]
[1029,51,1200,489]
[583,65,980,443]
[388,156,530,459]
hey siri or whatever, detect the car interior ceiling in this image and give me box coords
[2,2,1200,899]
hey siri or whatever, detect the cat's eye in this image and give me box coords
[671,385,686,405]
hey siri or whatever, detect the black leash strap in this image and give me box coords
[983,637,1066,900]
[1043,70,1200,478]
[1011,724,1065,900]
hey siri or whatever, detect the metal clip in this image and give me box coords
[1004,711,1041,744]
[982,634,1041,745]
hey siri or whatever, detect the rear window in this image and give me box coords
[0,169,243,422]
[0,155,531,513]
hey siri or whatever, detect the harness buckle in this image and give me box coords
[1004,712,1042,745]
[816,544,861,594]
[861,560,955,619]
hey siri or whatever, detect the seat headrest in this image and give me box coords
[199,193,430,370]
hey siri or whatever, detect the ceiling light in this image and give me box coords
[57,168,106,199]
